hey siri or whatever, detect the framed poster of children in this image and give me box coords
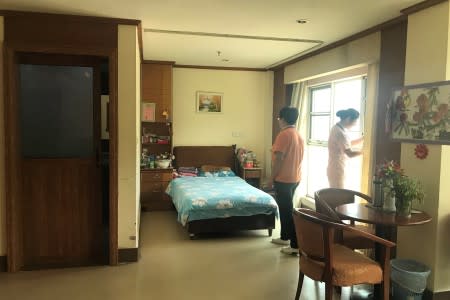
[389,80,450,144]
[141,102,156,122]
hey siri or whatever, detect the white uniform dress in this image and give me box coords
[327,123,351,188]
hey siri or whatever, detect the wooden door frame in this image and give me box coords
[3,44,119,271]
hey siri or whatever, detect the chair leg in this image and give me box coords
[325,283,333,300]
[334,286,342,294]
[381,280,390,300]
[295,271,304,300]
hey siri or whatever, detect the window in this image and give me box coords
[305,76,366,197]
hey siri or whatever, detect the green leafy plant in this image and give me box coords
[393,175,425,206]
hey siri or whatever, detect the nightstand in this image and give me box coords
[240,167,262,188]
[140,169,174,211]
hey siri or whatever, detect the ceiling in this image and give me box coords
[0,0,424,69]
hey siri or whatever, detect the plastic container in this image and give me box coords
[372,177,384,207]
[390,259,431,299]
[391,280,423,300]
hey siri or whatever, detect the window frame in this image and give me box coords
[307,76,367,146]
[307,84,332,146]
[304,75,367,197]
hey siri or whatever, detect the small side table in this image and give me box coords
[240,167,262,188]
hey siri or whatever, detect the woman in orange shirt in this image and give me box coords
[268,107,304,255]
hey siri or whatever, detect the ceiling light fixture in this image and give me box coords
[296,19,308,24]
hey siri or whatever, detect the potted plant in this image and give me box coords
[393,175,425,217]
[373,160,403,207]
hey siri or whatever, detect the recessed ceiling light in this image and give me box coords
[296,19,308,24]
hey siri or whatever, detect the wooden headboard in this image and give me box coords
[173,145,237,171]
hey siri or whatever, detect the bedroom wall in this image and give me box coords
[0,16,5,257]
[172,68,274,177]
[118,25,141,249]
[398,2,450,293]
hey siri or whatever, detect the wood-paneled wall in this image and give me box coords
[141,63,173,122]
[375,20,407,164]
[4,13,118,50]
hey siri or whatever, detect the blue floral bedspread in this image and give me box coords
[166,177,279,226]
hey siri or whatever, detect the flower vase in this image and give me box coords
[396,198,412,218]
[383,194,396,213]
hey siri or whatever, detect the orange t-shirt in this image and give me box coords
[272,127,304,183]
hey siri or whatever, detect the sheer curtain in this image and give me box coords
[289,82,309,207]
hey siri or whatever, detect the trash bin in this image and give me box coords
[390,259,431,300]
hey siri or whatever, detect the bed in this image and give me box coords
[167,145,277,238]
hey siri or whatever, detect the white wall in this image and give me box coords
[398,2,450,293]
[172,68,273,174]
[284,32,380,83]
[404,3,449,84]
[0,16,5,256]
[135,27,141,246]
[118,25,141,249]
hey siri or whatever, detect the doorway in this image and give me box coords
[16,53,108,269]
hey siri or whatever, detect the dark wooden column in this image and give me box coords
[375,20,407,164]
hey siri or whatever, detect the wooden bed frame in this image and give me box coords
[172,145,275,238]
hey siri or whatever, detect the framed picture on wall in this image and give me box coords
[141,102,156,122]
[196,91,223,113]
[389,80,450,144]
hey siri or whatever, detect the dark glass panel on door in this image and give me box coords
[19,64,94,158]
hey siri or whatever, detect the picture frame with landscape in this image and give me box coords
[196,91,223,113]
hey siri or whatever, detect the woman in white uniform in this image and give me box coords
[327,108,363,188]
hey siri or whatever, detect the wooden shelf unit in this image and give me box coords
[140,62,174,211]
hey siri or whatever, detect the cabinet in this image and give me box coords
[141,122,172,158]
[141,63,172,122]
[239,167,262,189]
[140,169,173,211]
[140,62,174,211]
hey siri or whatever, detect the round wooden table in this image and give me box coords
[335,203,432,257]
[335,203,431,227]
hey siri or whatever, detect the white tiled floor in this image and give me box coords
[0,211,372,299]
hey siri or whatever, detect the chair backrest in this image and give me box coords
[293,208,340,262]
[315,188,372,214]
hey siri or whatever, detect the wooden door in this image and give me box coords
[18,54,107,269]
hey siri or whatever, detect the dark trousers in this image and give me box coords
[274,181,299,248]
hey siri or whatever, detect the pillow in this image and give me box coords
[200,165,231,172]
[177,167,198,177]
[198,170,236,177]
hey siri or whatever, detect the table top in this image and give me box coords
[335,203,432,227]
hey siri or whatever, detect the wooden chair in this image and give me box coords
[314,188,375,250]
[293,208,395,300]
